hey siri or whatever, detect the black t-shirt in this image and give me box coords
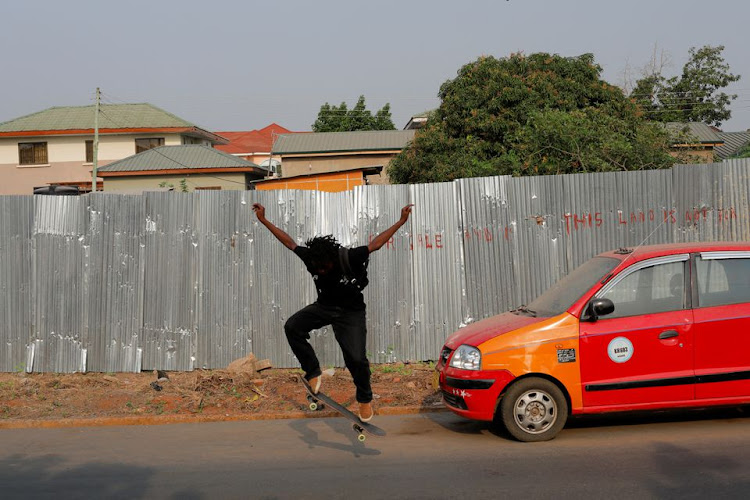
[294,245,370,310]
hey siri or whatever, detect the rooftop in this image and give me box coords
[664,122,723,145]
[272,129,416,155]
[215,123,294,155]
[0,103,227,144]
[97,145,265,174]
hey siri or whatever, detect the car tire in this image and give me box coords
[500,377,568,442]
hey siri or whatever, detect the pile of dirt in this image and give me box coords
[0,363,443,425]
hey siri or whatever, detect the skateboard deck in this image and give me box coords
[298,375,386,441]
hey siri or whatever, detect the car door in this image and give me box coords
[693,252,750,400]
[579,255,694,409]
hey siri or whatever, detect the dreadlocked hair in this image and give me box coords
[305,235,341,266]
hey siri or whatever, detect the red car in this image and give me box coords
[437,242,750,441]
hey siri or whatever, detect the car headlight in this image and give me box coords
[449,345,481,370]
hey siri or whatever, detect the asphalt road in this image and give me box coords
[2,409,750,499]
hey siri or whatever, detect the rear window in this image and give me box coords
[527,257,620,317]
[696,257,750,307]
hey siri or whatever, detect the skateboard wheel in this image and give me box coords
[357,434,366,442]
[309,402,318,411]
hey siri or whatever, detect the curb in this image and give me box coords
[0,405,448,430]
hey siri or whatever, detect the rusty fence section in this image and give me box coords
[1,160,749,372]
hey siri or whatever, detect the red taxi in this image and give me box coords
[437,242,750,441]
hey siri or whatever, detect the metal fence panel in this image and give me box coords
[141,192,199,371]
[31,196,88,373]
[506,174,568,308]
[456,176,515,321]
[0,196,33,372]
[85,193,145,372]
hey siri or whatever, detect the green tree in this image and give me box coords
[729,143,750,159]
[631,45,740,126]
[388,53,675,183]
[312,95,395,132]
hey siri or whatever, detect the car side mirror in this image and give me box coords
[582,298,615,322]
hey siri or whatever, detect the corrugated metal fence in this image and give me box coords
[1,160,749,373]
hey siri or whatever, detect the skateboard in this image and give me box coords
[298,375,386,442]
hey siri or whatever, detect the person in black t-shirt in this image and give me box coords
[253,202,413,422]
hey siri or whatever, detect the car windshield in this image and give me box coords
[523,256,620,317]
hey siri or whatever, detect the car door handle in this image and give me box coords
[659,330,679,339]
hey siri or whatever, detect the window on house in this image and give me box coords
[135,138,165,154]
[85,140,94,163]
[19,142,48,165]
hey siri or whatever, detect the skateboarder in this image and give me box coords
[253,202,414,422]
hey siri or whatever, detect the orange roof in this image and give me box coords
[215,123,295,155]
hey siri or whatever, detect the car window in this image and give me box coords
[599,261,685,318]
[696,257,750,307]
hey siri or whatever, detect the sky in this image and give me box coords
[2,0,750,133]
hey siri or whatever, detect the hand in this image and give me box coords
[400,204,414,222]
[252,203,266,221]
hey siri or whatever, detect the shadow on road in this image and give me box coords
[644,440,750,497]
[420,411,513,440]
[287,418,382,458]
[566,404,750,431]
[0,453,180,500]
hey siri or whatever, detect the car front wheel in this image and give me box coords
[499,377,568,442]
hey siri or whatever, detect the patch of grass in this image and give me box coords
[222,385,242,399]
[147,400,166,415]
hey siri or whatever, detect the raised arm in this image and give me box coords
[368,204,414,253]
[252,203,297,251]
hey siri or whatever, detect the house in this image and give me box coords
[664,122,724,163]
[97,145,267,192]
[263,129,416,191]
[715,131,750,160]
[214,123,293,175]
[0,103,227,195]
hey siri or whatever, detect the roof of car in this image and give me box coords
[598,242,750,262]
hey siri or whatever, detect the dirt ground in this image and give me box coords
[0,363,443,425]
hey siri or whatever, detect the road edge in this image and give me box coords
[0,405,448,430]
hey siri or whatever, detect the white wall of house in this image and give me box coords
[103,173,248,193]
[0,133,195,194]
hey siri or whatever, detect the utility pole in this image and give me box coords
[91,87,100,192]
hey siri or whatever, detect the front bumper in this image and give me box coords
[437,363,515,421]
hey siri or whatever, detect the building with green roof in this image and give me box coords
[270,130,415,187]
[0,103,228,195]
[98,145,267,193]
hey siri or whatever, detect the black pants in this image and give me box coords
[284,303,372,403]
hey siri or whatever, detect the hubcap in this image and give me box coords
[513,389,557,434]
